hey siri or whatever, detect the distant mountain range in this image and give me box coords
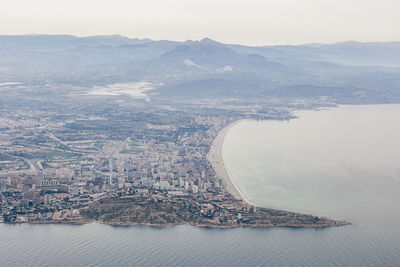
[0,34,399,103]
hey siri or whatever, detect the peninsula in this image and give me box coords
[79,121,348,228]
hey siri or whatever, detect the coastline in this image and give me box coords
[208,120,248,203]
[0,219,349,228]
[1,121,351,228]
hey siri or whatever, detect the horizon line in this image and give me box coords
[1,33,399,47]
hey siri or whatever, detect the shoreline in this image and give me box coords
[0,219,349,228]
[208,120,248,203]
[206,120,350,228]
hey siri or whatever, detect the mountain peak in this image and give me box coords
[183,38,222,46]
[159,37,239,68]
[200,37,218,44]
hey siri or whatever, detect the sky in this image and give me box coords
[1,0,399,46]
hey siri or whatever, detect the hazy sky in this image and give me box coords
[1,0,399,45]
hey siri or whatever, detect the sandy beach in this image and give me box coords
[207,121,246,203]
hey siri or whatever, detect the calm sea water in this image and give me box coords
[1,104,400,266]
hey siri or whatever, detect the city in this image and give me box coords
[0,82,341,227]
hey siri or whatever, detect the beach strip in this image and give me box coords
[208,121,246,203]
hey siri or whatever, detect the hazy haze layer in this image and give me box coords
[1,0,400,45]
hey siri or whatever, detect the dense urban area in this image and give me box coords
[0,81,345,227]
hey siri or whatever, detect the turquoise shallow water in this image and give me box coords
[1,104,400,266]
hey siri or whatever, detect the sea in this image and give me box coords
[1,104,400,266]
